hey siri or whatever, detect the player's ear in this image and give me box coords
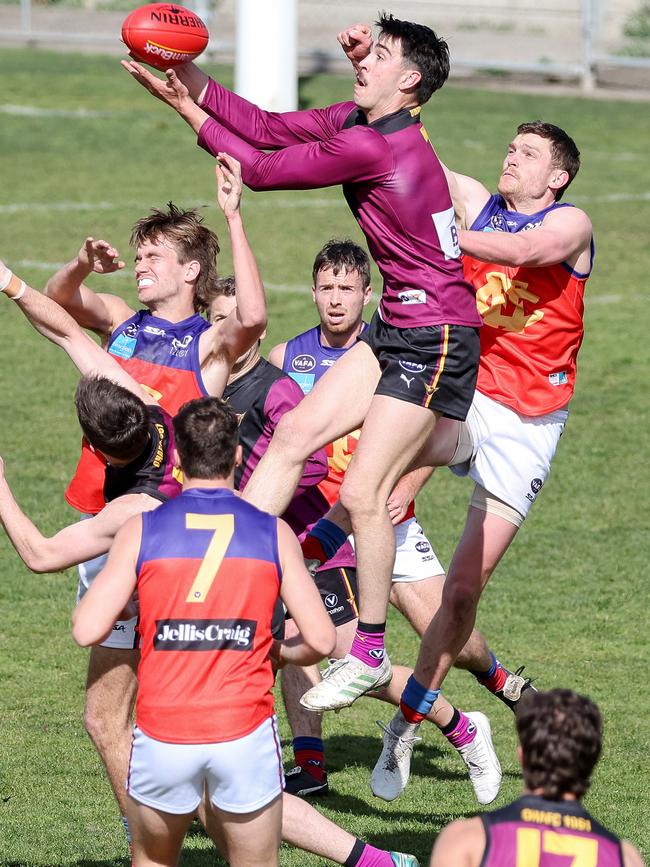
[185,259,201,282]
[172,447,181,470]
[234,444,243,468]
[400,68,421,94]
[362,284,372,305]
[549,169,569,195]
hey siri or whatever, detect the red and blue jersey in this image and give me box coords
[66,310,211,515]
[464,195,593,416]
[135,487,281,744]
[197,82,482,330]
[480,794,623,867]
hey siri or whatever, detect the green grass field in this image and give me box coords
[1,46,649,866]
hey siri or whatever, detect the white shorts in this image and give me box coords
[451,390,568,520]
[76,518,139,650]
[348,517,444,583]
[392,517,444,582]
[127,715,284,815]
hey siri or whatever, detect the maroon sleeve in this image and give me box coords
[263,378,327,492]
[199,78,356,147]
[197,115,392,191]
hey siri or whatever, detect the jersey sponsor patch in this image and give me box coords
[548,371,568,386]
[431,206,461,260]
[289,371,316,394]
[291,353,316,372]
[109,332,137,360]
[398,289,426,305]
[154,618,256,650]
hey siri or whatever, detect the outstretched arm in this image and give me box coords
[459,204,593,268]
[1,261,154,402]
[0,454,157,572]
[72,514,142,645]
[203,155,267,365]
[44,236,134,340]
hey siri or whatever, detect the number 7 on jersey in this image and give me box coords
[184,513,235,603]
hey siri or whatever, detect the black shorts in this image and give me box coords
[314,567,359,627]
[358,311,480,421]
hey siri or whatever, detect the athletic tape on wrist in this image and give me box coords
[0,271,27,300]
[0,267,13,292]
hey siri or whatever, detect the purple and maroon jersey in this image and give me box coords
[197,81,482,330]
[135,488,281,744]
[104,406,180,505]
[480,795,623,867]
[66,310,210,515]
[223,358,326,498]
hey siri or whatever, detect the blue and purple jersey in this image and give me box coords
[480,795,623,867]
[197,82,482,331]
[67,310,211,514]
[283,325,355,395]
[135,487,281,744]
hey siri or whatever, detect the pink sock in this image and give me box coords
[349,626,385,668]
[444,711,477,749]
[354,842,396,867]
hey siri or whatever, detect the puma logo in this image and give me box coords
[400,374,414,388]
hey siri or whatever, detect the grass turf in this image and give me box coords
[0,46,649,866]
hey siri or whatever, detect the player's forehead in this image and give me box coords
[509,132,553,157]
[209,293,236,321]
[314,265,366,290]
[376,33,404,61]
[135,235,181,259]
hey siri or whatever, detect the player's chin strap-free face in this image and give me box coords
[0,266,27,301]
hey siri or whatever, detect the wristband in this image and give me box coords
[0,270,27,300]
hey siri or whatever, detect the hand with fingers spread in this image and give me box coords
[215,153,243,221]
[121,59,209,134]
[78,237,125,275]
[337,23,372,66]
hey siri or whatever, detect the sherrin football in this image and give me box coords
[122,3,209,70]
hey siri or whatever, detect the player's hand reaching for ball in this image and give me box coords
[337,23,372,66]
[215,153,243,220]
[121,60,192,111]
[78,238,125,276]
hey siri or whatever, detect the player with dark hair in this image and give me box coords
[429,689,645,867]
[123,11,483,708]
[72,396,336,867]
[0,266,178,574]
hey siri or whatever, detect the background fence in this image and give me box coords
[2,0,650,91]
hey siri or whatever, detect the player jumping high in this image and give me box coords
[123,12,482,704]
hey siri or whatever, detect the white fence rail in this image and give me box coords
[1,0,650,91]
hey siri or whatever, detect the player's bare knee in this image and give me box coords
[339,474,383,521]
[441,580,480,628]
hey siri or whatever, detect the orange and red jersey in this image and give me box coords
[65,310,210,515]
[135,487,281,744]
[464,196,593,417]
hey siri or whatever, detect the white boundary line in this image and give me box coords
[12,260,646,303]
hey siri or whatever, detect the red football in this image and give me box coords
[122,3,209,70]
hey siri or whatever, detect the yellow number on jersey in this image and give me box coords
[517,828,598,867]
[184,513,235,603]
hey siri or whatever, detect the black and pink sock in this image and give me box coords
[349,621,386,668]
